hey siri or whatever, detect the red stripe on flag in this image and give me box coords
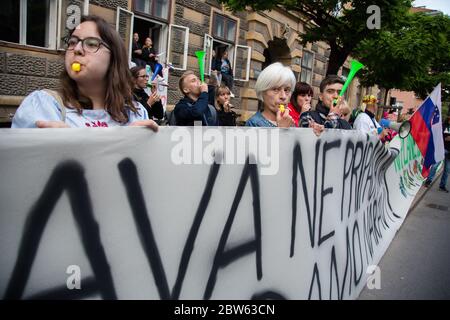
[421,164,430,178]
[410,111,431,157]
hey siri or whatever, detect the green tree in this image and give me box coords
[355,12,450,105]
[220,0,412,74]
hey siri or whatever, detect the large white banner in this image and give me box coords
[0,127,422,300]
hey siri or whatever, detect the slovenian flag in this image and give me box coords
[409,83,445,177]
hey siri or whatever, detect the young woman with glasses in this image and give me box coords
[130,66,164,121]
[12,15,158,131]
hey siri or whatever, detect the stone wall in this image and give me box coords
[90,0,128,10]
[167,0,248,111]
[0,52,63,97]
[0,0,372,123]
[0,0,119,104]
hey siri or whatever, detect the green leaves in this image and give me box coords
[221,0,412,74]
[355,12,450,98]
[220,0,448,102]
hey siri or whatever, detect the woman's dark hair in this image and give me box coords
[216,46,228,60]
[130,66,147,92]
[130,66,146,78]
[290,82,313,111]
[319,75,344,93]
[59,15,137,123]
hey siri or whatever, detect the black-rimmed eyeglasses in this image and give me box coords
[66,36,111,53]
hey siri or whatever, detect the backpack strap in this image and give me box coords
[208,104,217,126]
[167,109,177,126]
[43,89,66,122]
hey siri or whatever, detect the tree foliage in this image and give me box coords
[220,0,412,74]
[355,12,450,101]
[221,0,449,104]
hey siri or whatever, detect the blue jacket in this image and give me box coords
[174,92,217,126]
[245,111,276,127]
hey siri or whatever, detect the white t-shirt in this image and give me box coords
[12,90,148,128]
[353,112,381,136]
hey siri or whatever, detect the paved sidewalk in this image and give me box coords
[358,174,450,300]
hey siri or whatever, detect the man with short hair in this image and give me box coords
[173,71,217,126]
[299,75,352,130]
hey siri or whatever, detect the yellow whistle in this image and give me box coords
[71,63,81,72]
[279,104,285,113]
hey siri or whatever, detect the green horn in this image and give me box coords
[195,50,206,83]
[333,59,364,105]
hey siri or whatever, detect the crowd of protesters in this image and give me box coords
[9,15,394,134]
[9,15,449,192]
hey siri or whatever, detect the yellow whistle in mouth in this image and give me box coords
[279,104,285,113]
[71,63,81,72]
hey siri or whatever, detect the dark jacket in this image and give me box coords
[133,88,164,120]
[174,92,217,126]
[217,109,237,126]
[206,84,236,126]
[207,84,216,107]
[444,130,450,159]
[211,58,221,73]
[212,58,233,77]
[142,47,157,68]
[131,41,146,67]
[132,41,142,60]
[299,101,352,130]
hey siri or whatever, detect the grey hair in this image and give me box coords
[255,62,297,101]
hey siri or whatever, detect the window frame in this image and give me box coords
[166,24,189,71]
[205,37,235,78]
[300,50,314,85]
[1,0,59,50]
[203,34,251,83]
[233,44,251,82]
[116,7,135,63]
[212,13,237,44]
[132,0,171,24]
[133,14,169,65]
[203,33,214,76]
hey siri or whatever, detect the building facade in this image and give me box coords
[0,0,374,126]
[389,89,424,114]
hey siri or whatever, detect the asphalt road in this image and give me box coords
[359,174,450,300]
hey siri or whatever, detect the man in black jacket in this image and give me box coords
[131,33,146,67]
[299,75,352,130]
[173,70,217,126]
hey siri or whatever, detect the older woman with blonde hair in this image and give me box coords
[245,62,295,127]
